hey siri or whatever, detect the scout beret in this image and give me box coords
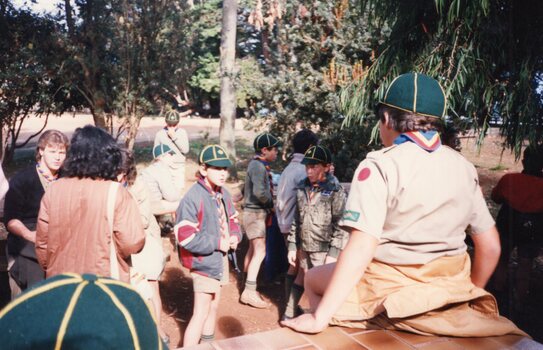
[302,145,333,165]
[379,72,446,119]
[199,144,232,167]
[0,274,164,350]
[253,133,281,152]
[164,110,180,125]
[153,143,173,159]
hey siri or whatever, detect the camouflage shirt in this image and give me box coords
[288,174,348,258]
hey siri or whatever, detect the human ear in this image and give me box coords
[198,164,208,177]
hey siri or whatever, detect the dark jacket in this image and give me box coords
[175,179,242,280]
[288,174,348,258]
[3,165,44,259]
[243,158,273,211]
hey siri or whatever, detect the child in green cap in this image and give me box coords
[281,72,524,337]
[174,145,242,346]
[240,133,281,308]
[284,145,347,320]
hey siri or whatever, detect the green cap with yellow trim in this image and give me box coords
[379,72,446,119]
[302,145,333,165]
[199,144,232,167]
[0,274,164,350]
[164,110,180,125]
[253,133,281,152]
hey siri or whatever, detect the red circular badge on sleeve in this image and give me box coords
[357,167,371,181]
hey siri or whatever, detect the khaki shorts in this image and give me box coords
[243,210,267,240]
[191,255,229,294]
[299,251,327,271]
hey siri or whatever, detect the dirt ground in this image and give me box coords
[158,132,541,349]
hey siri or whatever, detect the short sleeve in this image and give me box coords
[468,185,495,235]
[339,160,387,240]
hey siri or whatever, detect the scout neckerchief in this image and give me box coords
[307,182,322,203]
[393,130,441,152]
[198,176,230,245]
[254,155,274,227]
[306,175,334,203]
[36,162,59,190]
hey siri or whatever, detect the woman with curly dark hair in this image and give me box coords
[36,125,145,283]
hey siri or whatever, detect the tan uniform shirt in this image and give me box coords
[339,142,494,265]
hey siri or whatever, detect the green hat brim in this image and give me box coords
[205,158,232,167]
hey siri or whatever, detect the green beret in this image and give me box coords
[253,133,281,152]
[199,144,232,167]
[0,274,164,350]
[379,72,446,119]
[302,145,333,165]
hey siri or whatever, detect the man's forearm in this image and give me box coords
[7,219,36,243]
[470,226,501,288]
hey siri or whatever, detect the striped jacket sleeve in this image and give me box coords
[175,197,218,255]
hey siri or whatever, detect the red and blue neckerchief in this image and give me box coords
[36,162,59,183]
[198,176,229,241]
[393,130,441,152]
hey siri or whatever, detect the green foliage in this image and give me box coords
[190,53,221,95]
[341,0,543,157]
[247,0,387,180]
[0,7,69,162]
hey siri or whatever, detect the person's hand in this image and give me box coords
[229,235,239,250]
[27,230,37,244]
[324,255,337,264]
[280,313,328,334]
[167,126,176,139]
[287,250,297,266]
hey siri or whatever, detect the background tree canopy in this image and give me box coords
[0,0,542,176]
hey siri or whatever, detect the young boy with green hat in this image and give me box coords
[240,132,280,308]
[284,145,347,320]
[282,72,525,337]
[153,111,190,192]
[174,144,242,346]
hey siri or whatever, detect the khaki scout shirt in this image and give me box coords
[339,142,494,265]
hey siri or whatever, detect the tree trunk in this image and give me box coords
[91,107,108,130]
[219,0,238,179]
[64,0,75,37]
[124,113,142,151]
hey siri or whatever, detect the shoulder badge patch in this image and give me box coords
[342,210,360,222]
[357,167,371,181]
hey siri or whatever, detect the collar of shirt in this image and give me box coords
[197,177,223,197]
[290,153,305,164]
[393,130,441,152]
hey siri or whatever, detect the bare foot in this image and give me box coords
[280,313,328,334]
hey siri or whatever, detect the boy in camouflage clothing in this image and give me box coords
[285,145,347,319]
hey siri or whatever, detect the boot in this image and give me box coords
[240,289,270,309]
[283,283,304,319]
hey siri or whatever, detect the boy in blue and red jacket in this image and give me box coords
[175,145,242,346]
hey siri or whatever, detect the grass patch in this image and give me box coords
[490,164,508,171]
